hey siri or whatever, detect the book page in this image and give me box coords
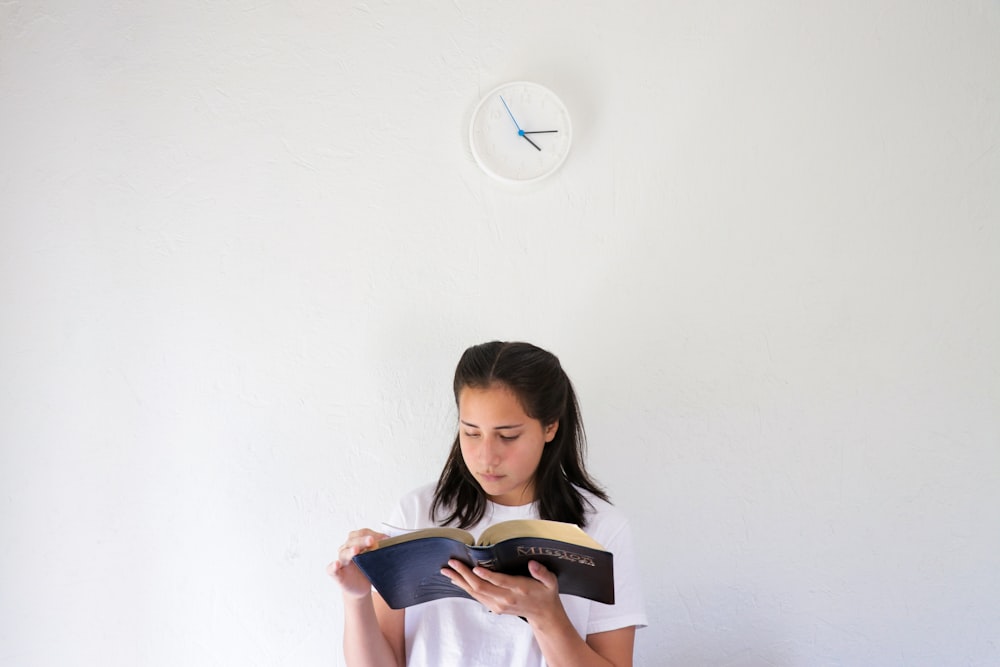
[377,526,474,549]
[476,519,605,550]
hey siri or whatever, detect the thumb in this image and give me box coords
[527,560,558,590]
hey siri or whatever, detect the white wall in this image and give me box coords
[2,2,998,665]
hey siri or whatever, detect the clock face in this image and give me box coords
[469,81,572,184]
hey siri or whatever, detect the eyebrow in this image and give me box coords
[460,420,524,430]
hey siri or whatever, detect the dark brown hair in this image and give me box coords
[431,341,609,529]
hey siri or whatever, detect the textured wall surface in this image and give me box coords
[1,2,998,665]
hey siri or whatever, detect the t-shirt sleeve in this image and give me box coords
[385,501,407,531]
[587,517,649,635]
[384,483,437,532]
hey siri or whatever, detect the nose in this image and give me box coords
[479,435,504,469]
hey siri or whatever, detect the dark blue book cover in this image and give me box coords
[352,521,615,610]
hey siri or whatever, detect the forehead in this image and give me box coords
[458,384,531,421]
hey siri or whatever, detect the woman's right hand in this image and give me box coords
[326,529,388,599]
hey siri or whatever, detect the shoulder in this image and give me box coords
[386,482,439,529]
[397,482,438,506]
[578,490,650,632]
[578,487,633,544]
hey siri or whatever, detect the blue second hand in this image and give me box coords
[499,95,525,135]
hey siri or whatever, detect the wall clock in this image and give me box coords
[469,81,573,184]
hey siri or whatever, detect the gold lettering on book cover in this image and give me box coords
[515,546,596,566]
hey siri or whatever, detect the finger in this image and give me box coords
[337,546,357,566]
[528,560,558,590]
[451,561,503,592]
[345,530,389,547]
[442,564,505,613]
[359,532,388,548]
[327,558,352,580]
[340,532,384,559]
[334,535,375,569]
[471,566,517,589]
[353,530,389,542]
[351,535,374,551]
[439,566,465,588]
[444,559,476,580]
[444,560,501,595]
[440,563,476,596]
[335,545,360,567]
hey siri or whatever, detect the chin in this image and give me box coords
[478,479,515,495]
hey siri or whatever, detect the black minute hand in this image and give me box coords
[522,130,559,134]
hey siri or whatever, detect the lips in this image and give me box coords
[479,473,505,483]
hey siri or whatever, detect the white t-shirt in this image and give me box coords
[384,483,648,667]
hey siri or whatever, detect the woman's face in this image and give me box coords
[457,383,558,507]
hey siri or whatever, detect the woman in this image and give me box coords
[329,341,647,666]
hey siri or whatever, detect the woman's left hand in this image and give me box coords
[440,559,563,623]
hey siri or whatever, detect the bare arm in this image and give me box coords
[328,531,405,667]
[532,611,635,667]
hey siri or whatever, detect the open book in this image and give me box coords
[352,519,614,610]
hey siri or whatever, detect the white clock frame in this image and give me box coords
[469,81,573,184]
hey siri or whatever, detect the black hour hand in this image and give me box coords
[522,134,541,151]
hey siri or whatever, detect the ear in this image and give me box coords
[544,420,559,443]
